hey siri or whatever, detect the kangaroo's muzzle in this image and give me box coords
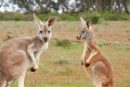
[44,37,48,42]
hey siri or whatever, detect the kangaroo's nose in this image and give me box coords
[44,37,48,42]
[77,36,80,40]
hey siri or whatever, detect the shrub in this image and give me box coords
[84,12,102,24]
[98,40,106,47]
[56,39,72,48]
[59,13,79,21]
[102,12,130,21]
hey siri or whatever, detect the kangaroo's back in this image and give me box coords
[0,37,33,80]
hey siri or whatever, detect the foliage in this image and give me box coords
[56,39,72,48]
[98,40,106,47]
[83,12,102,24]
[102,12,130,21]
[0,12,130,22]
[0,12,33,21]
[9,0,130,13]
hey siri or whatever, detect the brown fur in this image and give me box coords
[83,39,114,87]
[0,36,44,84]
[78,17,114,87]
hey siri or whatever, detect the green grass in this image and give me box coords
[56,39,72,48]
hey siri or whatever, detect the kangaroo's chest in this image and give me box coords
[41,42,48,51]
[27,42,48,59]
[36,42,48,55]
[33,42,48,51]
[82,44,91,60]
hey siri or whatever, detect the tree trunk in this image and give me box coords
[108,0,113,12]
[0,0,4,7]
[116,0,122,13]
[123,0,129,13]
[96,0,103,12]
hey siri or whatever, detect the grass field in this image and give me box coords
[0,21,130,87]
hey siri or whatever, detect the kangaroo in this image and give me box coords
[77,17,114,87]
[0,14,56,87]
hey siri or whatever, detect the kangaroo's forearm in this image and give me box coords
[27,43,38,69]
[27,49,38,68]
[86,50,98,63]
[35,51,42,66]
[81,47,88,64]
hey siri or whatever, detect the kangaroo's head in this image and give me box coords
[33,14,56,42]
[77,17,95,41]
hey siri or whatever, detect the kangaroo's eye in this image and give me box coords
[48,30,50,33]
[39,30,43,33]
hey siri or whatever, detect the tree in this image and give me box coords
[8,0,130,13]
[122,0,129,13]
[0,0,4,7]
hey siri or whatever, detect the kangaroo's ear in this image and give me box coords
[47,17,57,27]
[33,13,43,29]
[86,21,91,29]
[80,17,91,29]
[80,17,87,28]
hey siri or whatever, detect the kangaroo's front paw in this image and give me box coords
[85,62,90,67]
[30,67,37,72]
[30,65,38,72]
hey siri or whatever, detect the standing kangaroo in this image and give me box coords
[77,17,114,87]
[0,14,56,87]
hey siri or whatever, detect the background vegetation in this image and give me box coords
[3,0,130,13]
[0,12,130,24]
[0,0,130,22]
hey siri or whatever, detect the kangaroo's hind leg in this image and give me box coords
[92,77,102,87]
[13,50,27,87]
[5,80,13,87]
[0,77,7,87]
[92,62,109,87]
[5,50,27,87]
[18,68,26,87]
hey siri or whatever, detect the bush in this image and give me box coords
[59,13,79,21]
[101,12,130,21]
[98,40,106,47]
[0,12,130,21]
[56,39,72,48]
[83,12,102,24]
